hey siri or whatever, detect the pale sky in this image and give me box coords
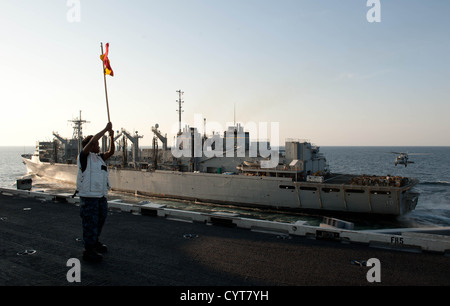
[1,0,449,147]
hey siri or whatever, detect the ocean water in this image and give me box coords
[1,146,449,229]
[0,146,34,189]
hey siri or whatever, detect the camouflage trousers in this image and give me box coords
[79,197,108,248]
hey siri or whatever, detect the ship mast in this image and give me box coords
[176,90,184,136]
[68,110,89,155]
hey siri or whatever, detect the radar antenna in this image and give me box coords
[176,90,184,136]
[68,110,90,154]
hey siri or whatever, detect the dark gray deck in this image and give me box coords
[1,193,449,289]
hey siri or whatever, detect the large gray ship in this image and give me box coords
[22,110,419,217]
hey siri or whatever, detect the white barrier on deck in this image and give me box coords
[1,187,449,254]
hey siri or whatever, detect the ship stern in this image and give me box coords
[400,191,420,215]
[399,178,420,215]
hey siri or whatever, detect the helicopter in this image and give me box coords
[391,152,414,167]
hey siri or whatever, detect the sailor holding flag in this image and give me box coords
[76,43,115,262]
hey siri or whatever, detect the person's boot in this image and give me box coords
[83,245,103,263]
[95,240,108,253]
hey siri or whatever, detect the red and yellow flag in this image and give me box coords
[100,43,114,76]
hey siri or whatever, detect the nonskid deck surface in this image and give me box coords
[1,190,449,288]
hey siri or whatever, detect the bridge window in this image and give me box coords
[346,189,365,194]
[300,186,317,191]
[370,190,391,195]
[322,188,340,193]
[279,185,295,190]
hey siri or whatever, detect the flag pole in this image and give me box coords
[100,42,111,122]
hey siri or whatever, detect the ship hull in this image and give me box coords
[23,158,419,216]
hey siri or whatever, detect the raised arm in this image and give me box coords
[82,122,112,155]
